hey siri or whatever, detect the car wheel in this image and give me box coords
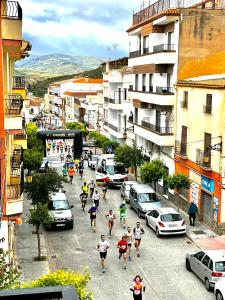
[205,278,212,291]
[185,259,192,272]
[68,222,74,229]
[216,291,224,300]
[156,227,160,237]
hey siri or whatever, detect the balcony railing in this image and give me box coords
[7,184,21,199]
[1,1,22,19]
[141,120,173,134]
[4,94,23,115]
[132,0,206,26]
[14,133,27,140]
[153,44,175,53]
[196,149,211,169]
[175,140,187,157]
[104,97,109,102]
[108,98,122,104]
[129,50,141,58]
[155,86,174,94]
[13,76,26,88]
[143,47,149,54]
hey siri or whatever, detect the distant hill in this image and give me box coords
[16,53,104,81]
[27,66,104,97]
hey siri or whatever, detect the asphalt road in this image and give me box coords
[45,154,215,300]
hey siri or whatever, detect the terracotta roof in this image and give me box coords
[63,91,98,97]
[72,78,103,84]
[177,78,225,88]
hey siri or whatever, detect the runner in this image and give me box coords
[89,180,95,199]
[119,201,127,228]
[60,152,64,163]
[68,166,75,184]
[105,210,116,238]
[78,164,84,180]
[80,191,88,211]
[125,226,133,261]
[81,182,89,194]
[102,181,108,200]
[130,275,145,300]
[88,203,97,232]
[133,222,145,257]
[74,158,80,171]
[62,166,67,177]
[46,142,51,156]
[117,235,128,270]
[96,235,109,273]
[93,190,100,209]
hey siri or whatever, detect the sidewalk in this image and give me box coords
[16,196,50,282]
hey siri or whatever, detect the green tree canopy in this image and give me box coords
[26,122,38,136]
[23,148,43,173]
[166,173,190,192]
[66,122,88,137]
[89,131,118,151]
[140,159,167,184]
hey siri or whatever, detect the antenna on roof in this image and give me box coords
[140,0,145,10]
[112,43,119,61]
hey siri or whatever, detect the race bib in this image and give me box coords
[121,245,126,250]
[134,290,141,295]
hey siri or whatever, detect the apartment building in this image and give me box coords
[102,58,134,144]
[0,0,31,255]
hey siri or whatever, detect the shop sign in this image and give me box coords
[201,175,214,193]
[190,182,199,206]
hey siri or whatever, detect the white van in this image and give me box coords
[95,156,128,187]
[48,192,74,229]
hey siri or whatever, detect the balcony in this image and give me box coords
[155,86,174,94]
[153,44,175,53]
[104,121,126,139]
[196,149,212,170]
[6,184,23,216]
[14,133,27,149]
[1,1,22,41]
[129,50,141,58]
[4,94,23,130]
[141,120,173,135]
[175,141,187,158]
[13,75,25,88]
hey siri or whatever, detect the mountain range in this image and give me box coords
[16,53,104,80]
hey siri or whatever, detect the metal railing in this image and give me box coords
[4,94,23,115]
[141,120,173,134]
[13,76,26,88]
[175,140,187,157]
[155,86,174,94]
[108,123,119,132]
[104,97,109,102]
[1,1,22,19]
[7,184,21,199]
[129,50,141,58]
[153,44,175,52]
[132,0,208,25]
[11,168,20,176]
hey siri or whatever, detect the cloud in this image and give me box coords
[19,0,141,57]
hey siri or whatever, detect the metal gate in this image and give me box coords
[202,190,213,226]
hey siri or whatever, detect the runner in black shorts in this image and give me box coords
[117,235,128,269]
[88,203,97,232]
[97,235,110,273]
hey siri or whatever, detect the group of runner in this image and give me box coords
[62,156,85,183]
[46,140,72,156]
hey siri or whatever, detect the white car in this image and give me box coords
[145,207,186,237]
[88,155,100,169]
[215,278,225,300]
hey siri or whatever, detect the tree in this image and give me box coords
[167,173,191,211]
[26,122,43,151]
[0,248,21,290]
[23,148,43,175]
[140,159,167,190]
[89,131,118,153]
[27,204,53,259]
[26,122,38,136]
[66,122,88,139]
[20,268,93,300]
[25,168,68,205]
[114,143,144,180]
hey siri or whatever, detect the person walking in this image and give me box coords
[102,182,108,200]
[78,164,84,180]
[88,203,97,232]
[68,166,75,184]
[96,235,109,273]
[60,152,64,163]
[133,222,145,257]
[125,226,133,261]
[188,200,198,226]
[105,210,116,238]
[89,180,95,199]
[93,190,100,210]
[130,275,145,300]
[119,201,127,228]
[117,235,128,270]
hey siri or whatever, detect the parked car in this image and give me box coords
[145,207,186,237]
[48,192,74,229]
[186,250,225,291]
[214,278,225,300]
[120,181,137,203]
[129,184,161,217]
[88,155,100,169]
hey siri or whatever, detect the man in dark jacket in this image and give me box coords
[188,201,198,226]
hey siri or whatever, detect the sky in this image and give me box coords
[19,0,145,58]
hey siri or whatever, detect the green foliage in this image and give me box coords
[28,66,103,97]
[166,173,191,192]
[23,149,43,172]
[66,122,88,137]
[20,268,93,300]
[27,204,53,228]
[89,131,118,151]
[25,168,68,205]
[115,144,144,169]
[140,159,167,184]
[26,122,38,136]
[0,249,21,290]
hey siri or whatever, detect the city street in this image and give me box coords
[45,153,215,300]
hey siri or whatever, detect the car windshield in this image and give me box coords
[215,261,225,272]
[160,213,182,222]
[106,165,126,175]
[51,200,70,210]
[138,193,158,203]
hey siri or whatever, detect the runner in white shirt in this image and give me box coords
[125,226,133,261]
[96,235,110,273]
[133,222,145,257]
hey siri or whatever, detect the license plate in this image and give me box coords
[56,224,65,227]
[169,224,178,228]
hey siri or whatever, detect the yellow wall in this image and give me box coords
[2,19,22,41]
[12,88,27,99]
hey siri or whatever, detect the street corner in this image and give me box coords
[194,235,225,250]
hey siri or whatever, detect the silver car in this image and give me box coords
[186,250,225,291]
[120,181,137,203]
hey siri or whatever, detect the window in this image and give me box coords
[208,260,213,271]
[142,74,146,92]
[215,261,225,272]
[181,91,188,108]
[124,88,127,100]
[135,74,139,91]
[160,214,182,222]
[150,210,159,218]
[143,35,149,54]
[202,255,211,268]
[194,251,205,262]
[149,74,153,92]
[180,125,187,156]
[138,193,158,203]
[204,94,212,114]
[203,132,211,167]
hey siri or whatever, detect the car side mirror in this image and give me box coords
[70,205,74,209]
